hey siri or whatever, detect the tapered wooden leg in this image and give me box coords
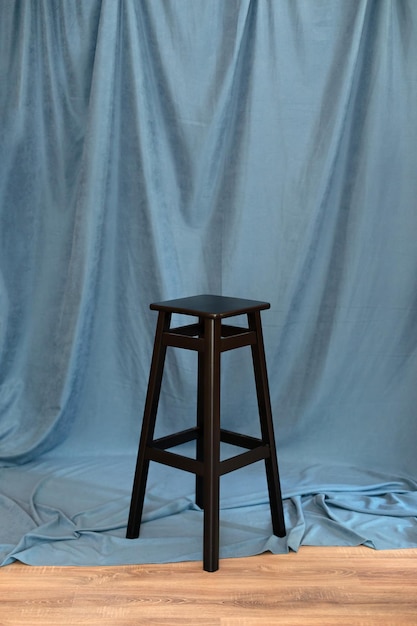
[248,311,286,538]
[202,317,221,572]
[195,346,205,510]
[126,311,171,539]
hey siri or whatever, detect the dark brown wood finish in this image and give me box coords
[127,295,286,572]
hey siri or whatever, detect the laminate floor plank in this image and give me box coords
[0,547,416,625]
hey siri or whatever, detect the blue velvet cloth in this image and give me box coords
[1,0,417,566]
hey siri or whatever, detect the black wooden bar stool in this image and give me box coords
[126,295,286,572]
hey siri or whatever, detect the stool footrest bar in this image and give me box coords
[220,429,264,450]
[219,446,270,475]
[146,447,204,475]
[152,427,201,450]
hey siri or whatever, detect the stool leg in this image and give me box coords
[248,311,286,538]
[126,311,171,539]
[195,343,204,510]
[202,317,221,572]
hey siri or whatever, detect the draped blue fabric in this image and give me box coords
[1,0,417,566]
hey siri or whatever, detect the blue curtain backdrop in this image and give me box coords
[1,0,417,566]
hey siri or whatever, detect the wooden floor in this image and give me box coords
[0,546,416,625]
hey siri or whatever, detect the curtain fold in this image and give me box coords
[1,0,417,566]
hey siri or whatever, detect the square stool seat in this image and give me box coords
[126,295,286,571]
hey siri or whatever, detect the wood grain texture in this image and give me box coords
[0,546,416,625]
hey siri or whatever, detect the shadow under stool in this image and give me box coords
[126,294,286,572]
